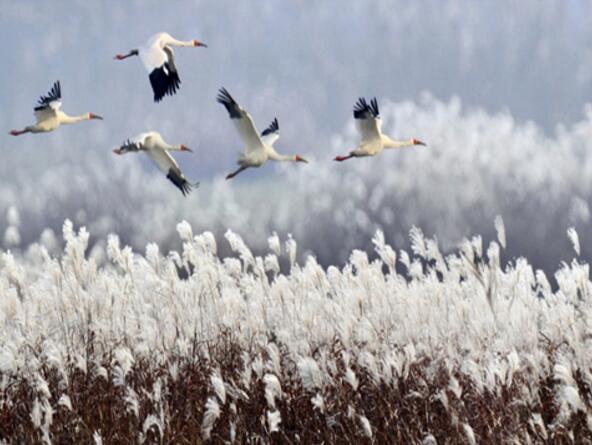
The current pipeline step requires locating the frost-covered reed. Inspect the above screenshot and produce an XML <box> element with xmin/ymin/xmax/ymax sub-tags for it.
<box><xmin>0</xmin><ymin>219</ymin><xmax>591</xmax><ymax>443</ymax></box>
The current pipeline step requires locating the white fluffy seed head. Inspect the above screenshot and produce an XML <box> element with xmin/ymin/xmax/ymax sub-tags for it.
<box><xmin>124</xmin><ymin>389</ymin><xmax>139</xmax><ymax>418</ymax></box>
<box><xmin>176</xmin><ymin>220</ymin><xmax>193</xmax><ymax>242</ymax></box>
<box><xmin>285</xmin><ymin>235</ymin><xmax>297</xmax><ymax>269</ymax></box>
<box><xmin>448</xmin><ymin>376</ymin><xmax>462</xmax><ymax>399</ymax></box>
<box><xmin>201</xmin><ymin>397</ymin><xmax>221</xmax><ymax>441</ymax></box>
<box><xmin>297</xmin><ymin>357</ymin><xmax>322</xmax><ymax>390</ymax></box>
<box><xmin>567</xmin><ymin>227</ymin><xmax>580</xmax><ymax>256</ymax></box>
<box><xmin>344</xmin><ymin>368</ymin><xmax>359</xmax><ymax>391</ymax></box>
<box><xmin>311</xmin><ymin>393</ymin><xmax>324</xmax><ymax>413</ymax></box>
<box><xmin>93</xmin><ymin>431</ymin><xmax>103</xmax><ymax>445</ymax></box>
<box><xmin>112</xmin><ymin>347</ymin><xmax>134</xmax><ymax>377</ymax></box>
<box><xmin>410</xmin><ymin>226</ymin><xmax>427</xmax><ymax>258</ymax></box>
<box><xmin>494</xmin><ymin>215</ymin><xmax>506</xmax><ymax>249</ymax></box>
<box><xmin>264</xmin><ymin>374</ymin><xmax>282</xmax><ymax>408</ymax></box>
<box><xmin>268</xmin><ymin>232</ymin><xmax>281</xmax><ymax>256</ymax></box>
<box><xmin>462</xmin><ymin>423</ymin><xmax>477</xmax><ymax>445</ymax></box>
<box><xmin>267</xmin><ymin>410</ymin><xmax>282</xmax><ymax>433</ymax></box>
<box><xmin>211</xmin><ymin>371</ymin><xmax>227</xmax><ymax>405</ymax></box>
<box><xmin>58</xmin><ymin>394</ymin><xmax>72</xmax><ymax>411</ymax></box>
<box><xmin>30</xmin><ymin>398</ymin><xmax>42</xmax><ymax>428</ymax></box>
<box><xmin>359</xmin><ymin>415</ymin><xmax>372</xmax><ymax>439</ymax></box>
<box><xmin>0</xmin><ymin>348</ymin><xmax>16</xmax><ymax>374</ymax></box>
<box><xmin>142</xmin><ymin>414</ymin><xmax>164</xmax><ymax>440</ymax></box>
<box><xmin>372</xmin><ymin>229</ymin><xmax>397</xmax><ymax>272</ymax></box>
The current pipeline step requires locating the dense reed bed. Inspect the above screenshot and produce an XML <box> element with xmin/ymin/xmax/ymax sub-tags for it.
<box><xmin>1</xmin><ymin>220</ymin><xmax>591</xmax><ymax>443</ymax></box>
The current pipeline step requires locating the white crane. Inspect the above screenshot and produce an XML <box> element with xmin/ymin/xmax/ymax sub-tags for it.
<box><xmin>114</xmin><ymin>32</ymin><xmax>207</xmax><ymax>102</ymax></box>
<box><xmin>334</xmin><ymin>97</ymin><xmax>426</xmax><ymax>162</ymax></box>
<box><xmin>9</xmin><ymin>81</ymin><xmax>103</xmax><ymax>136</ymax></box>
<box><xmin>112</xmin><ymin>131</ymin><xmax>197</xmax><ymax>196</ymax></box>
<box><xmin>217</xmin><ymin>88</ymin><xmax>308</xmax><ymax>180</ymax></box>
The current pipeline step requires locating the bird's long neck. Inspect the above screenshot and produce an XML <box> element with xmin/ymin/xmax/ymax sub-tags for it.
<box><xmin>60</xmin><ymin>113</ymin><xmax>90</xmax><ymax>125</ymax></box>
<box><xmin>164</xmin><ymin>37</ymin><xmax>195</xmax><ymax>47</ymax></box>
<box><xmin>268</xmin><ymin>150</ymin><xmax>295</xmax><ymax>162</ymax></box>
<box><xmin>382</xmin><ymin>135</ymin><xmax>415</xmax><ymax>149</ymax></box>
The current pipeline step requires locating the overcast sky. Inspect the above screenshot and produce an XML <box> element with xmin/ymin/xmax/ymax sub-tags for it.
<box><xmin>2</xmin><ymin>1</ymin><xmax>592</xmax><ymax>174</ymax></box>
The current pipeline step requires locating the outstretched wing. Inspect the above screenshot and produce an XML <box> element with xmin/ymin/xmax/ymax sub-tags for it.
<box><xmin>146</xmin><ymin>146</ymin><xmax>193</xmax><ymax>196</ymax></box>
<box><xmin>145</xmin><ymin>44</ymin><xmax>181</xmax><ymax>102</ymax></box>
<box><xmin>260</xmin><ymin>118</ymin><xmax>280</xmax><ymax>146</ymax></box>
<box><xmin>118</xmin><ymin>138</ymin><xmax>144</xmax><ymax>153</ymax></box>
<box><xmin>34</xmin><ymin>81</ymin><xmax>62</xmax><ymax>122</ymax></box>
<box><xmin>353</xmin><ymin>97</ymin><xmax>381</xmax><ymax>143</ymax></box>
<box><xmin>217</xmin><ymin>87</ymin><xmax>265</xmax><ymax>154</ymax></box>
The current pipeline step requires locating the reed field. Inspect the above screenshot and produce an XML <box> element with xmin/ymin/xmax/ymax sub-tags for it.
<box><xmin>1</xmin><ymin>219</ymin><xmax>591</xmax><ymax>443</ymax></box>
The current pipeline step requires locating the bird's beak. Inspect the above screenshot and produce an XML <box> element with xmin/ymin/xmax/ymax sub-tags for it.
<box><xmin>295</xmin><ymin>155</ymin><xmax>308</xmax><ymax>163</ymax></box>
<box><xmin>90</xmin><ymin>113</ymin><xmax>104</xmax><ymax>120</ymax></box>
<box><xmin>180</xmin><ymin>144</ymin><xmax>193</xmax><ymax>152</ymax></box>
<box><xmin>112</xmin><ymin>148</ymin><xmax>122</xmax><ymax>155</ymax></box>
<box><xmin>413</xmin><ymin>139</ymin><xmax>427</xmax><ymax>146</ymax></box>
<box><xmin>194</xmin><ymin>40</ymin><xmax>208</xmax><ymax>48</ymax></box>
<box><xmin>114</xmin><ymin>54</ymin><xmax>125</xmax><ymax>60</ymax></box>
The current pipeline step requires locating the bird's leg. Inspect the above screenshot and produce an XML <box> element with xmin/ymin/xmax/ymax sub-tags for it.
<box><xmin>9</xmin><ymin>129</ymin><xmax>30</xmax><ymax>136</ymax></box>
<box><xmin>114</xmin><ymin>49</ymin><xmax>139</xmax><ymax>60</ymax></box>
<box><xmin>334</xmin><ymin>154</ymin><xmax>354</xmax><ymax>162</ymax></box>
<box><xmin>226</xmin><ymin>166</ymin><xmax>248</xmax><ymax>180</ymax></box>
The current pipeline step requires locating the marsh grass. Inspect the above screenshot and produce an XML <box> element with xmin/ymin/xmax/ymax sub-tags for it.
<box><xmin>1</xmin><ymin>219</ymin><xmax>591</xmax><ymax>443</ymax></box>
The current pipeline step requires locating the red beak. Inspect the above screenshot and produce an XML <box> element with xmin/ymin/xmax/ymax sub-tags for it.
<box><xmin>412</xmin><ymin>138</ymin><xmax>427</xmax><ymax>146</ymax></box>
<box><xmin>180</xmin><ymin>144</ymin><xmax>193</xmax><ymax>152</ymax></box>
<box><xmin>193</xmin><ymin>40</ymin><xmax>208</xmax><ymax>48</ymax></box>
<box><xmin>89</xmin><ymin>113</ymin><xmax>104</xmax><ymax>120</ymax></box>
<box><xmin>295</xmin><ymin>155</ymin><xmax>308</xmax><ymax>163</ymax></box>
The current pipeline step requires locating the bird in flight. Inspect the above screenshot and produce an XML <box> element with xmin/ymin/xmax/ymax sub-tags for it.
<box><xmin>217</xmin><ymin>87</ymin><xmax>308</xmax><ymax>180</ymax></box>
<box><xmin>112</xmin><ymin>131</ymin><xmax>197</xmax><ymax>196</ymax></box>
<box><xmin>114</xmin><ymin>32</ymin><xmax>207</xmax><ymax>102</ymax></box>
<box><xmin>9</xmin><ymin>81</ymin><xmax>103</xmax><ymax>136</ymax></box>
<box><xmin>334</xmin><ymin>97</ymin><xmax>426</xmax><ymax>162</ymax></box>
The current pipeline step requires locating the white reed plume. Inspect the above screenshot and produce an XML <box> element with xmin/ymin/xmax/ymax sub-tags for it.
<box><xmin>264</xmin><ymin>374</ymin><xmax>282</xmax><ymax>409</ymax></box>
<box><xmin>567</xmin><ymin>227</ymin><xmax>580</xmax><ymax>256</ymax></box>
<box><xmin>211</xmin><ymin>370</ymin><xmax>227</xmax><ymax>405</ymax></box>
<box><xmin>267</xmin><ymin>410</ymin><xmax>282</xmax><ymax>433</ymax></box>
<box><xmin>297</xmin><ymin>357</ymin><xmax>322</xmax><ymax>390</ymax></box>
<box><xmin>494</xmin><ymin>215</ymin><xmax>506</xmax><ymax>250</ymax></box>
<box><xmin>202</xmin><ymin>397</ymin><xmax>221</xmax><ymax>441</ymax></box>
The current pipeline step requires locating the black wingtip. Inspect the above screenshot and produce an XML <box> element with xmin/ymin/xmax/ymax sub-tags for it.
<box><xmin>216</xmin><ymin>87</ymin><xmax>242</xmax><ymax>118</ymax></box>
<box><xmin>36</xmin><ymin>80</ymin><xmax>62</xmax><ymax>108</ymax></box>
<box><xmin>167</xmin><ymin>169</ymin><xmax>192</xmax><ymax>196</ymax></box>
<box><xmin>353</xmin><ymin>97</ymin><xmax>369</xmax><ymax>118</ymax></box>
<box><xmin>116</xmin><ymin>139</ymin><xmax>141</xmax><ymax>153</ymax></box>
<box><xmin>369</xmin><ymin>97</ymin><xmax>379</xmax><ymax>117</ymax></box>
<box><xmin>149</xmin><ymin>66</ymin><xmax>181</xmax><ymax>103</ymax></box>
<box><xmin>216</xmin><ymin>87</ymin><xmax>233</xmax><ymax>104</ymax></box>
<box><xmin>353</xmin><ymin>96</ymin><xmax>380</xmax><ymax>119</ymax></box>
<box><xmin>261</xmin><ymin>117</ymin><xmax>279</xmax><ymax>136</ymax></box>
